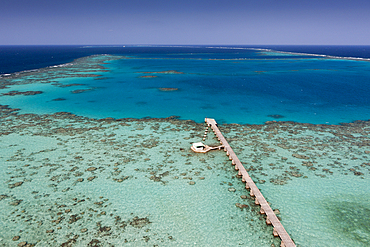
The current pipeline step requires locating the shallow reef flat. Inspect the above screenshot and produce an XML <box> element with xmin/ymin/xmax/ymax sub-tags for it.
<box><xmin>0</xmin><ymin>55</ymin><xmax>121</xmax><ymax>91</ymax></box>
<box><xmin>1</xmin><ymin>106</ymin><xmax>370</xmax><ymax>246</ymax></box>
<box><xmin>0</xmin><ymin>106</ymin><xmax>280</xmax><ymax>247</ymax></box>
<box><xmin>219</xmin><ymin>120</ymin><xmax>370</xmax><ymax>246</ymax></box>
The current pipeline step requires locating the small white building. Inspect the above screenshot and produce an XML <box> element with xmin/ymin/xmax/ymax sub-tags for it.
<box><xmin>191</xmin><ymin>142</ymin><xmax>206</xmax><ymax>152</ymax></box>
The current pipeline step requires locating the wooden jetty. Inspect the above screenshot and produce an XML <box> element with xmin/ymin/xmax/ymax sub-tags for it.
<box><xmin>204</xmin><ymin>118</ymin><xmax>296</xmax><ymax>247</ymax></box>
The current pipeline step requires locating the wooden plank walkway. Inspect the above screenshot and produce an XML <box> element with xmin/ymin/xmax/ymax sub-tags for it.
<box><xmin>205</xmin><ymin>118</ymin><xmax>296</xmax><ymax>247</ymax></box>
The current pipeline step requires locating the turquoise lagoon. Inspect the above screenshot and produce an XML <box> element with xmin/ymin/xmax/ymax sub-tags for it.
<box><xmin>1</xmin><ymin>47</ymin><xmax>370</xmax><ymax>246</ymax></box>
<box><xmin>1</xmin><ymin>47</ymin><xmax>370</xmax><ymax>124</ymax></box>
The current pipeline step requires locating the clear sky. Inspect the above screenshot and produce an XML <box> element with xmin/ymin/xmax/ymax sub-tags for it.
<box><xmin>1</xmin><ymin>0</ymin><xmax>369</xmax><ymax>45</ymax></box>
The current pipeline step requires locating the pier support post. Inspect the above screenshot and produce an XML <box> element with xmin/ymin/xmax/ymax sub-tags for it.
<box><xmin>245</xmin><ymin>183</ymin><xmax>250</xmax><ymax>189</ymax></box>
<box><xmin>273</xmin><ymin>228</ymin><xmax>279</xmax><ymax>237</ymax></box>
<box><xmin>255</xmin><ymin>198</ymin><xmax>259</xmax><ymax>205</ymax></box>
<box><xmin>260</xmin><ymin>207</ymin><xmax>265</xmax><ymax>214</ymax></box>
<box><xmin>266</xmin><ymin>217</ymin><xmax>272</xmax><ymax>225</ymax></box>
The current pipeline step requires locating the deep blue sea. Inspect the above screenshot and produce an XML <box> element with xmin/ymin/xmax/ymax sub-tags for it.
<box><xmin>1</xmin><ymin>45</ymin><xmax>370</xmax><ymax>124</ymax></box>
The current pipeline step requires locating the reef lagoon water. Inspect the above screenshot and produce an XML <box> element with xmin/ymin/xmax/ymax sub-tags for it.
<box><xmin>1</xmin><ymin>46</ymin><xmax>370</xmax><ymax>246</ymax></box>
<box><xmin>1</xmin><ymin>46</ymin><xmax>370</xmax><ymax>125</ymax></box>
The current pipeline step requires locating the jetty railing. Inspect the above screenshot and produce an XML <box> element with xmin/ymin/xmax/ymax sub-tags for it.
<box><xmin>205</xmin><ymin>118</ymin><xmax>296</xmax><ymax>247</ymax></box>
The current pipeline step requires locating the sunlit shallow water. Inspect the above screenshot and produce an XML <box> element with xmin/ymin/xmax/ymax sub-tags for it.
<box><xmin>0</xmin><ymin>113</ymin><xmax>282</xmax><ymax>246</ymax></box>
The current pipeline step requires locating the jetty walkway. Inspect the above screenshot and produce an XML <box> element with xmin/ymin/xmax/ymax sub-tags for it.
<box><xmin>204</xmin><ymin>118</ymin><xmax>296</xmax><ymax>247</ymax></box>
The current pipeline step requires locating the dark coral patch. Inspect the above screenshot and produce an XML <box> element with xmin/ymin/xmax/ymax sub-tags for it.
<box><xmin>140</xmin><ymin>70</ymin><xmax>184</xmax><ymax>74</ymax></box>
<box><xmin>139</xmin><ymin>75</ymin><xmax>158</xmax><ymax>78</ymax></box>
<box><xmin>71</xmin><ymin>88</ymin><xmax>94</xmax><ymax>94</ymax></box>
<box><xmin>2</xmin><ymin>91</ymin><xmax>43</xmax><ymax>96</ymax></box>
<box><xmin>129</xmin><ymin>216</ymin><xmax>151</xmax><ymax>228</ymax></box>
<box><xmin>158</xmin><ymin>88</ymin><xmax>178</xmax><ymax>92</ymax></box>
<box><xmin>268</xmin><ymin>114</ymin><xmax>285</xmax><ymax>119</ymax></box>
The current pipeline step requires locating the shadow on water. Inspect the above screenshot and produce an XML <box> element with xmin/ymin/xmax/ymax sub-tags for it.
<box><xmin>323</xmin><ymin>200</ymin><xmax>370</xmax><ymax>245</ymax></box>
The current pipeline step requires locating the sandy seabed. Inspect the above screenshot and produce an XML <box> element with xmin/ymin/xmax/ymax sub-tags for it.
<box><xmin>1</xmin><ymin>106</ymin><xmax>282</xmax><ymax>246</ymax></box>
